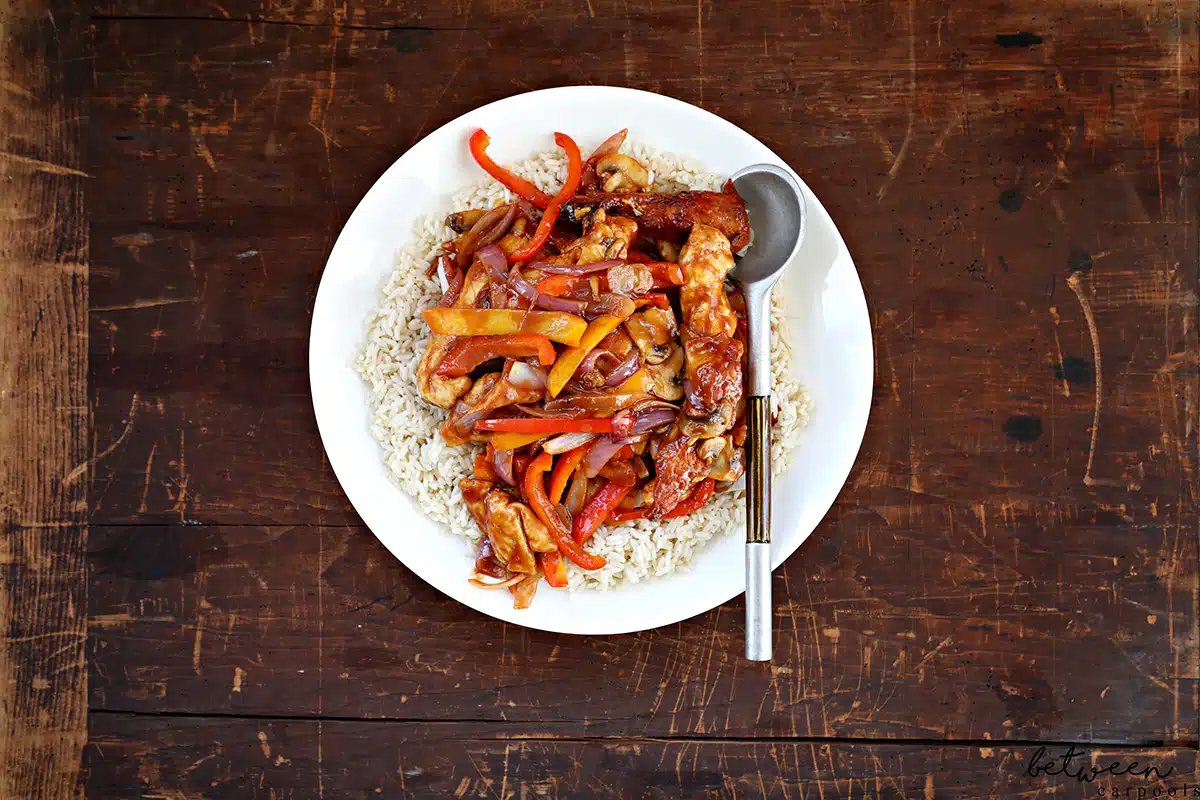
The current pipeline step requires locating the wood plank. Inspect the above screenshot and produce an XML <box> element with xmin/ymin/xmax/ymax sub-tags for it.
<box><xmin>91</xmin><ymin>0</ymin><xmax>1200</xmax><ymax>73</ymax></box>
<box><xmin>0</xmin><ymin>2</ymin><xmax>89</xmax><ymax>798</ymax></box>
<box><xmin>87</xmin><ymin>714</ymin><xmax>1200</xmax><ymax>799</ymax></box>
<box><xmin>88</xmin><ymin>517</ymin><xmax>1198</xmax><ymax>742</ymax></box>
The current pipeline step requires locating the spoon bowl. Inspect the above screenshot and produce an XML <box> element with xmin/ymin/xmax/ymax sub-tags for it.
<box><xmin>731</xmin><ymin>163</ymin><xmax>807</xmax><ymax>287</ymax></box>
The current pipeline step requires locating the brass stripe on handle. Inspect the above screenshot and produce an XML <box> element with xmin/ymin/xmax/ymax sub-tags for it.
<box><xmin>746</xmin><ymin>395</ymin><xmax>771</xmax><ymax>544</ymax></box>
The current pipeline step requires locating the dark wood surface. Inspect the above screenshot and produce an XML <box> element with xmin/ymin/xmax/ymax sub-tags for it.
<box><xmin>0</xmin><ymin>0</ymin><xmax>1192</xmax><ymax>796</ymax></box>
<box><xmin>0</xmin><ymin>2</ymin><xmax>89</xmax><ymax>798</ymax></box>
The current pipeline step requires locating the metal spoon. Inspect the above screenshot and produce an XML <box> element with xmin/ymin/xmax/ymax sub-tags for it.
<box><xmin>729</xmin><ymin>163</ymin><xmax>807</xmax><ymax>662</ymax></box>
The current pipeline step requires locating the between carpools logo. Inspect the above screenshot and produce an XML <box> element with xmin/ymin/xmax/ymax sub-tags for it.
<box><xmin>1025</xmin><ymin>746</ymin><xmax>1181</xmax><ymax>797</ymax></box>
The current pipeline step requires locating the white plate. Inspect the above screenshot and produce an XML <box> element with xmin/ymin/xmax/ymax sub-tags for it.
<box><xmin>310</xmin><ymin>86</ymin><xmax>872</xmax><ymax>634</ymax></box>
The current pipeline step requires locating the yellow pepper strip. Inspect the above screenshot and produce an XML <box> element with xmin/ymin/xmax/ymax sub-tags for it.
<box><xmin>490</xmin><ymin>432</ymin><xmax>545</xmax><ymax>451</ymax></box>
<box><xmin>546</xmin><ymin>315</ymin><xmax>623</xmax><ymax>398</ymax></box>
<box><xmin>422</xmin><ymin>308</ymin><xmax>586</xmax><ymax>347</ymax></box>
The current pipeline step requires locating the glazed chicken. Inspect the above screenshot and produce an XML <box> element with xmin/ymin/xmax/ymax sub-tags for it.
<box><xmin>418</xmin><ymin>127</ymin><xmax>752</xmax><ymax>608</ymax></box>
<box><xmin>560</xmin><ymin>187</ymin><xmax>752</xmax><ymax>251</ymax></box>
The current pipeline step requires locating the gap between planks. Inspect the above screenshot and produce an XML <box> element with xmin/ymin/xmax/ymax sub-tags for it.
<box><xmin>87</xmin><ymin>709</ymin><xmax>1192</xmax><ymax>749</ymax></box>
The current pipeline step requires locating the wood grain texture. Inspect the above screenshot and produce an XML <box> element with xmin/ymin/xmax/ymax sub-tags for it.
<box><xmin>90</xmin><ymin>518</ymin><xmax>1196</xmax><ymax>743</ymax></box>
<box><xmin>83</xmin><ymin>0</ymin><xmax>1200</xmax><ymax>781</ymax></box>
<box><xmin>87</xmin><ymin>714</ymin><xmax>1200</xmax><ymax>799</ymax></box>
<box><xmin>0</xmin><ymin>2</ymin><xmax>88</xmax><ymax>797</ymax></box>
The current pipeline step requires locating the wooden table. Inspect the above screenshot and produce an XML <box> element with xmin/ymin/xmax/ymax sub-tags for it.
<box><xmin>2</xmin><ymin>0</ymin><xmax>1196</xmax><ymax>796</ymax></box>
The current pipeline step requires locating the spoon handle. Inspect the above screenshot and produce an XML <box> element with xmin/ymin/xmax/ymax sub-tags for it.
<box><xmin>743</xmin><ymin>285</ymin><xmax>773</xmax><ymax>661</ymax></box>
<box><xmin>745</xmin><ymin>394</ymin><xmax>772</xmax><ymax>661</ymax></box>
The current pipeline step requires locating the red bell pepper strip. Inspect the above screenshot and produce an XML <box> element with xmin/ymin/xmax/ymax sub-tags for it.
<box><xmin>468</xmin><ymin>129</ymin><xmax>554</xmax><ymax>208</ymax></box>
<box><xmin>475</xmin><ymin>417</ymin><xmax>615</xmax><ymax>435</ymax></box>
<box><xmin>609</xmin><ymin>478</ymin><xmax>716</xmax><ymax>522</ymax></box>
<box><xmin>540</xmin><ymin>551</ymin><xmax>568</xmax><ymax>588</ymax></box>
<box><xmin>644</xmin><ymin>262</ymin><xmax>685</xmax><ymax>287</ymax></box>
<box><xmin>625</xmin><ymin>249</ymin><xmax>653</xmax><ymax>263</ymax></box>
<box><xmin>510</xmin><ymin>133</ymin><xmax>583</xmax><ymax>263</ymax></box>
<box><xmin>573</xmin><ymin>480</ymin><xmax>633</xmax><ymax>544</ymax></box>
<box><xmin>524</xmin><ymin>451</ymin><xmax>605</xmax><ymax>570</ymax></box>
<box><xmin>548</xmin><ymin>444</ymin><xmax>588</xmax><ymax>504</ymax></box>
<box><xmin>436</xmin><ymin>334</ymin><xmax>557</xmax><ymax>376</ymax></box>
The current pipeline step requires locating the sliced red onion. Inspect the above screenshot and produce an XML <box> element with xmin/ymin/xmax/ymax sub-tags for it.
<box><xmin>457</xmin><ymin>205</ymin><xmax>516</xmax><ymax>268</ymax></box>
<box><xmin>492</xmin><ymin>447</ymin><xmax>515</xmax><ymax>486</ymax></box>
<box><xmin>543</xmin><ymin>431</ymin><xmax>597</xmax><ymax>455</ymax></box>
<box><xmin>603</xmin><ymin>351</ymin><xmax>641</xmax><ymax>388</ymax></box>
<box><xmin>582</xmin><ymin>436</ymin><xmax>625</xmax><ymax>478</ymax></box>
<box><xmin>530</xmin><ymin>258</ymin><xmax>624</xmax><ymax>275</ymax></box>
<box><xmin>511</xmin><ymin>404</ymin><xmax>580</xmax><ymax>419</ymax></box>
<box><xmin>507</xmin><ymin>269</ymin><xmax>590</xmax><ymax>315</ymax></box>
<box><xmin>506</xmin><ymin>267</ymin><xmax>540</xmax><ymax>303</ymax></box>
<box><xmin>583</xmin><ymin>294</ymin><xmax>635</xmax><ymax>320</ymax></box>
<box><xmin>507</xmin><ymin>361</ymin><xmax>547</xmax><ymax>392</ymax></box>
<box><xmin>612</xmin><ymin>401</ymin><xmax>678</xmax><ymax>438</ymax></box>
<box><xmin>564</xmin><ymin>473</ymin><xmax>588</xmax><ymax>515</ymax></box>
<box><xmin>478</xmin><ymin>204</ymin><xmax>518</xmax><ymax>247</ymax></box>
<box><xmin>578</xmin><ymin>348</ymin><xmax>620</xmax><ymax>377</ymax></box>
<box><xmin>476</xmin><ymin>243</ymin><xmax>510</xmax><ymax>285</ymax></box>
<box><xmin>450</xmin><ymin>404</ymin><xmax>489</xmax><ymax>438</ymax></box>
<box><xmin>611</xmin><ymin>433</ymin><xmax>649</xmax><ymax>446</ymax></box>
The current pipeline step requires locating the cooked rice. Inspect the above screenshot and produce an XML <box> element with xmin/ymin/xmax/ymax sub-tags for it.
<box><xmin>358</xmin><ymin>139</ymin><xmax>810</xmax><ymax>591</ymax></box>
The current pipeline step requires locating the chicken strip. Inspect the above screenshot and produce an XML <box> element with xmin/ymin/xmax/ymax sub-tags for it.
<box><xmin>547</xmin><ymin>209</ymin><xmax>638</xmax><ymax>266</ymax></box>
<box><xmin>560</xmin><ymin>188</ymin><xmax>750</xmax><ymax>251</ymax></box>
<box><xmin>417</xmin><ymin>261</ymin><xmax>490</xmax><ymax>408</ymax></box>
<box><xmin>678</xmin><ymin>222</ymin><xmax>738</xmax><ymax>338</ymax></box>
<box><xmin>678</xmin><ymin>224</ymin><xmax>744</xmax><ymax>433</ymax></box>
<box><xmin>460</xmin><ymin>478</ymin><xmax>554</xmax><ymax>576</ymax></box>
<box><xmin>440</xmin><ymin>364</ymin><xmax>545</xmax><ymax>446</ymax></box>
<box><xmin>650</xmin><ymin>224</ymin><xmax>745</xmax><ymax>514</ymax></box>
<box><xmin>649</xmin><ymin>424</ymin><xmax>721</xmax><ymax>518</ymax></box>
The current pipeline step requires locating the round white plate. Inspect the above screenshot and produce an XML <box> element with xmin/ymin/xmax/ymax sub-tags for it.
<box><xmin>310</xmin><ymin>86</ymin><xmax>872</xmax><ymax>634</ymax></box>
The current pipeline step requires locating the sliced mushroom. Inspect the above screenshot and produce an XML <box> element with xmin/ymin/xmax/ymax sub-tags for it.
<box><xmin>639</xmin><ymin>342</ymin><xmax>685</xmax><ymax>402</ymax></box>
<box><xmin>607</xmin><ymin>263</ymin><xmax>653</xmax><ymax>295</ymax></box>
<box><xmin>625</xmin><ymin>307</ymin><xmax>679</xmax><ymax>365</ymax></box>
<box><xmin>596</xmin><ymin>153</ymin><xmax>652</xmax><ymax>192</ymax></box>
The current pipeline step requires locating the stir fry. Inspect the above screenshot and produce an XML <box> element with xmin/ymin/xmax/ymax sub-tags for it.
<box><xmin>418</xmin><ymin>129</ymin><xmax>751</xmax><ymax>609</ymax></box>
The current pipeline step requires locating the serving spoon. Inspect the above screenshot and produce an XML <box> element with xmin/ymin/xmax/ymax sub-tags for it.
<box><xmin>729</xmin><ymin>163</ymin><xmax>807</xmax><ymax>662</ymax></box>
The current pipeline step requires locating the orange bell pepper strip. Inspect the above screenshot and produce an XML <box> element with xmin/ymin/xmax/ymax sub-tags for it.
<box><xmin>475</xmin><ymin>417</ymin><xmax>615</xmax><ymax>435</ymax></box>
<box><xmin>468</xmin><ymin>129</ymin><xmax>554</xmax><ymax>208</ymax></box>
<box><xmin>548</xmin><ymin>444</ymin><xmax>588</xmax><ymax>503</ymax></box>
<box><xmin>573</xmin><ymin>480</ymin><xmax>633</xmax><ymax>544</ymax></box>
<box><xmin>489</xmin><ymin>432</ymin><xmax>545</xmax><ymax>452</ymax></box>
<box><xmin>436</xmin><ymin>334</ymin><xmax>557</xmax><ymax>377</ymax></box>
<box><xmin>524</xmin><ymin>451</ymin><xmax>605</xmax><ymax>571</ymax></box>
<box><xmin>546</xmin><ymin>315</ymin><xmax>624</xmax><ymax>397</ymax></box>
<box><xmin>540</xmin><ymin>551</ymin><xmax>568</xmax><ymax>588</ymax></box>
<box><xmin>608</xmin><ymin>478</ymin><xmax>715</xmax><ymax>522</ymax></box>
<box><xmin>422</xmin><ymin>308</ymin><xmax>586</xmax><ymax>347</ymax></box>
<box><xmin>536</xmin><ymin>274</ymin><xmax>596</xmax><ymax>298</ymax></box>
<box><xmin>510</xmin><ymin>133</ymin><xmax>583</xmax><ymax>263</ymax></box>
